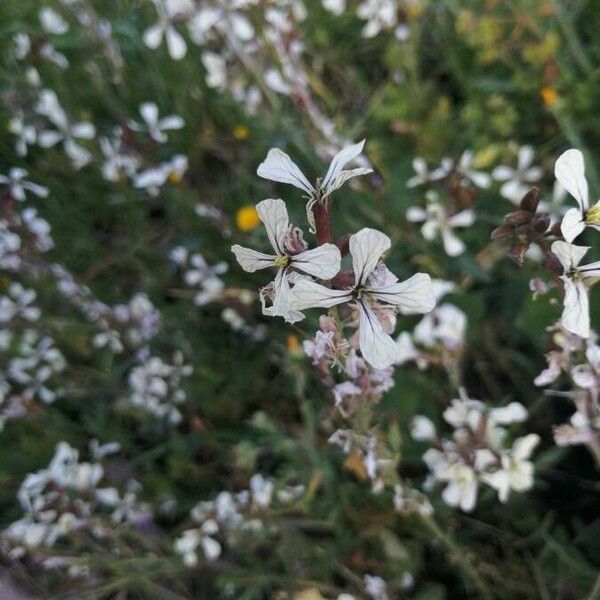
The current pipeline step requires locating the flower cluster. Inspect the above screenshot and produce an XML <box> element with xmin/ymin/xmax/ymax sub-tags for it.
<box><xmin>3</xmin><ymin>441</ymin><xmax>150</xmax><ymax>565</ymax></box>
<box><xmin>126</xmin><ymin>352</ymin><xmax>192</xmax><ymax>424</ymax></box>
<box><xmin>233</xmin><ymin>141</ymin><xmax>435</xmax><ymax>370</ymax></box>
<box><xmin>413</xmin><ymin>394</ymin><xmax>539</xmax><ymax>511</ymax></box>
<box><xmin>174</xmin><ymin>473</ymin><xmax>304</xmax><ymax>566</ymax></box>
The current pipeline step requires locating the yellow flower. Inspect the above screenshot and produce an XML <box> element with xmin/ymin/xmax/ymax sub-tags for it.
<box><xmin>236</xmin><ymin>205</ymin><xmax>260</xmax><ymax>231</ymax></box>
<box><xmin>541</xmin><ymin>86</ymin><xmax>558</xmax><ymax>106</ymax></box>
<box><xmin>233</xmin><ymin>124</ymin><xmax>249</xmax><ymax>140</ymax></box>
<box><xmin>287</xmin><ymin>334</ymin><xmax>300</xmax><ymax>353</ymax></box>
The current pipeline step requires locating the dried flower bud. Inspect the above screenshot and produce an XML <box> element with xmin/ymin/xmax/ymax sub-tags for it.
<box><xmin>532</xmin><ymin>214</ymin><xmax>550</xmax><ymax>232</ymax></box>
<box><xmin>491</xmin><ymin>223</ymin><xmax>514</xmax><ymax>240</ymax></box>
<box><xmin>335</xmin><ymin>233</ymin><xmax>351</xmax><ymax>256</ymax></box>
<box><xmin>548</xmin><ymin>221</ymin><xmax>562</xmax><ymax>237</ymax></box>
<box><xmin>519</xmin><ymin>187</ymin><xmax>540</xmax><ymax>213</ymax></box>
<box><xmin>545</xmin><ymin>253</ymin><xmax>563</xmax><ymax>276</ymax></box>
<box><xmin>505</xmin><ymin>210</ymin><xmax>532</xmax><ymax>226</ymax></box>
<box><xmin>508</xmin><ymin>241</ymin><xmax>529</xmax><ymax>266</ymax></box>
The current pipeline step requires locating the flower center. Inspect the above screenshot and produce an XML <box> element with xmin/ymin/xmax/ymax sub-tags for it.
<box><xmin>585</xmin><ymin>204</ymin><xmax>600</xmax><ymax>225</ymax></box>
<box><xmin>274</xmin><ymin>254</ymin><xmax>290</xmax><ymax>268</ymax></box>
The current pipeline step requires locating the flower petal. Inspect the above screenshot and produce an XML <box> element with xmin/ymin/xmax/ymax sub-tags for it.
<box><xmin>288</xmin><ymin>280</ymin><xmax>351</xmax><ymax>310</ymax></box>
<box><xmin>143</xmin><ymin>24</ymin><xmax>164</xmax><ymax>49</ymax></box>
<box><xmin>256</xmin><ymin>148</ymin><xmax>313</xmax><ymax>194</ymax></box>
<box><xmin>448</xmin><ymin>209</ymin><xmax>475</xmax><ymax>228</ymax></box>
<box><xmin>231</xmin><ymin>245</ymin><xmax>275</xmax><ymax>272</ymax></box>
<box><xmin>555</xmin><ymin>148</ymin><xmax>589</xmax><ymax>211</ymax></box>
<box><xmin>350</xmin><ymin>228</ymin><xmax>391</xmax><ymax>286</ymax></box>
<box><xmin>321</xmin><ymin>140</ymin><xmax>368</xmax><ymax>191</ymax></box>
<box><xmin>357</xmin><ymin>300</ymin><xmax>399</xmax><ymax>369</ymax></box>
<box><xmin>551</xmin><ymin>240</ymin><xmax>589</xmax><ymax>271</ymax></box>
<box><xmin>324</xmin><ymin>167</ymin><xmax>372</xmax><ymax>196</ymax></box>
<box><xmin>560</xmin><ymin>207</ymin><xmax>586</xmax><ymax>242</ymax></box>
<box><xmin>140</xmin><ymin>102</ymin><xmax>159</xmax><ymax>126</ymax></box>
<box><xmin>159</xmin><ymin>115</ymin><xmax>185</xmax><ymax>131</ymax></box>
<box><xmin>291</xmin><ymin>243</ymin><xmax>341</xmax><ymax>279</ymax></box>
<box><xmin>561</xmin><ymin>278</ymin><xmax>590</xmax><ymax>338</ymax></box>
<box><xmin>512</xmin><ymin>434</ymin><xmax>540</xmax><ymax>461</ymax></box>
<box><xmin>255</xmin><ymin>198</ymin><xmax>289</xmax><ymax>255</ymax></box>
<box><xmin>368</xmin><ymin>272</ymin><xmax>435</xmax><ymax>315</ymax></box>
<box><xmin>166</xmin><ymin>26</ymin><xmax>187</xmax><ymax>60</ymax></box>
<box><xmin>441</xmin><ymin>228</ymin><xmax>465</xmax><ymax>257</ymax></box>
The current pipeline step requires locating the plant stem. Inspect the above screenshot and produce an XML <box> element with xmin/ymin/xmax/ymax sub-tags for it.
<box><xmin>314</xmin><ymin>197</ymin><xmax>333</xmax><ymax>245</ymax></box>
<box><xmin>419</xmin><ymin>514</ymin><xmax>493</xmax><ymax>600</ymax></box>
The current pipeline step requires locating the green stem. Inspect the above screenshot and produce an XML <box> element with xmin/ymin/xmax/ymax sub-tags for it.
<box><xmin>419</xmin><ymin>514</ymin><xmax>493</xmax><ymax>600</ymax></box>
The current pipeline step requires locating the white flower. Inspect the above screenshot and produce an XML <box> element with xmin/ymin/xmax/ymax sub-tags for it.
<box><xmin>231</xmin><ymin>199</ymin><xmax>341</xmax><ymax>323</ymax></box>
<box><xmin>100</xmin><ymin>134</ymin><xmax>140</xmax><ymax>182</ymax></box>
<box><xmin>406</xmin><ymin>157</ymin><xmax>451</xmax><ymax>188</ymax></box>
<box><xmin>0</xmin><ymin>283</ymin><xmax>41</xmax><ymax>323</ymax></box>
<box><xmin>188</xmin><ymin>5</ymin><xmax>254</xmax><ymax>44</ymax></box>
<box><xmin>492</xmin><ymin>145</ymin><xmax>544</xmax><ymax>203</ymax></box>
<box><xmin>129</xmin><ymin>103</ymin><xmax>184</xmax><ymax>143</ymax></box>
<box><xmin>134</xmin><ymin>154</ymin><xmax>188</xmax><ymax>194</ymax></box>
<box><xmin>482</xmin><ymin>434</ymin><xmax>539</xmax><ymax>502</ymax></box>
<box><xmin>413</xmin><ymin>303</ymin><xmax>467</xmax><ymax>350</ymax></box>
<box><xmin>257</xmin><ymin>140</ymin><xmax>372</xmax><ymax>229</ymax></box>
<box><xmin>455</xmin><ymin>150</ymin><xmax>491</xmax><ymax>189</ymax></box>
<box><xmin>364</xmin><ymin>574</ymin><xmax>389</xmax><ymax>600</ymax></box>
<box><xmin>39</xmin><ymin>8</ymin><xmax>69</xmax><ymax>34</ymax></box>
<box><xmin>289</xmin><ymin>228</ymin><xmax>435</xmax><ymax>369</ymax></box>
<box><xmin>406</xmin><ymin>196</ymin><xmax>475</xmax><ymax>256</ymax></box>
<box><xmin>0</xmin><ymin>168</ymin><xmax>48</xmax><ymax>201</ymax></box>
<box><xmin>357</xmin><ymin>0</ymin><xmax>396</xmax><ymax>38</ymax></box>
<box><xmin>489</xmin><ymin>402</ymin><xmax>528</xmax><ymax>425</ymax></box>
<box><xmin>555</xmin><ymin>149</ymin><xmax>600</xmax><ymax>242</ymax></box>
<box><xmin>249</xmin><ymin>474</ymin><xmax>273</xmax><ymax>508</ymax></box>
<box><xmin>441</xmin><ymin>463</ymin><xmax>478</xmax><ymax>512</ymax></box>
<box><xmin>322</xmin><ymin>0</ymin><xmax>346</xmax><ymax>15</ymax></box>
<box><xmin>143</xmin><ymin>0</ymin><xmax>192</xmax><ymax>60</ymax></box>
<box><xmin>551</xmin><ymin>241</ymin><xmax>600</xmax><ymax>338</ymax></box>
<box><xmin>36</xmin><ymin>90</ymin><xmax>96</xmax><ymax>169</ymax></box>
<box><xmin>410</xmin><ymin>415</ymin><xmax>436</xmax><ymax>441</ymax></box>
<box><xmin>201</xmin><ymin>52</ymin><xmax>227</xmax><ymax>89</ymax></box>
<box><xmin>8</xmin><ymin>113</ymin><xmax>37</xmax><ymax>157</ymax></box>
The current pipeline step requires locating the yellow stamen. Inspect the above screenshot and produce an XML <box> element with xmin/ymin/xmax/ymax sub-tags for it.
<box><xmin>274</xmin><ymin>255</ymin><xmax>290</xmax><ymax>268</ymax></box>
<box><xmin>585</xmin><ymin>204</ymin><xmax>600</xmax><ymax>225</ymax></box>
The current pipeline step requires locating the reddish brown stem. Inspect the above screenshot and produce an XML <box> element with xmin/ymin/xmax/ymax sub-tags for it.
<box><xmin>313</xmin><ymin>198</ymin><xmax>332</xmax><ymax>245</ymax></box>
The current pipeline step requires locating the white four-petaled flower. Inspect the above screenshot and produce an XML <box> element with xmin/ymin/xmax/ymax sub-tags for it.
<box><xmin>555</xmin><ymin>148</ymin><xmax>600</xmax><ymax>242</ymax></box>
<box><xmin>551</xmin><ymin>240</ymin><xmax>600</xmax><ymax>338</ymax></box>
<box><xmin>492</xmin><ymin>145</ymin><xmax>544</xmax><ymax>204</ymax></box>
<box><xmin>289</xmin><ymin>228</ymin><xmax>435</xmax><ymax>369</ymax></box>
<box><xmin>36</xmin><ymin>90</ymin><xmax>96</xmax><ymax>169</ymax></box>
<box><xmin>257</xmin><ymin>140</ymin><xmax>372</xmax><ymax>229</ymax></box>
<box><xmin>482</xmin><ymin>434</ymin><xmax>539</xmax><ymax>503</ymax></box>
<box><xmin>406</xmin><ymin>195</ymin><xmax>475</xmax><ymax>256</ymax></box>
<box><xmin>128</xmin><ymin>102</ymin><xmax>184</xmax><ymax>143</ymax></box>
<box><xmin>0</xmin><ymin>168</ymin><xmax>48</xmax><ymax>201</ymax></box>
<box><xmin>143</xmin><ymin>0</ymin><xmax>193</xmax><ymax>60</ymax></box>
<box><xmin>231</xmin><ymin>199</ymin><xmax>342</xmax><ymax>323</ymax></box>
